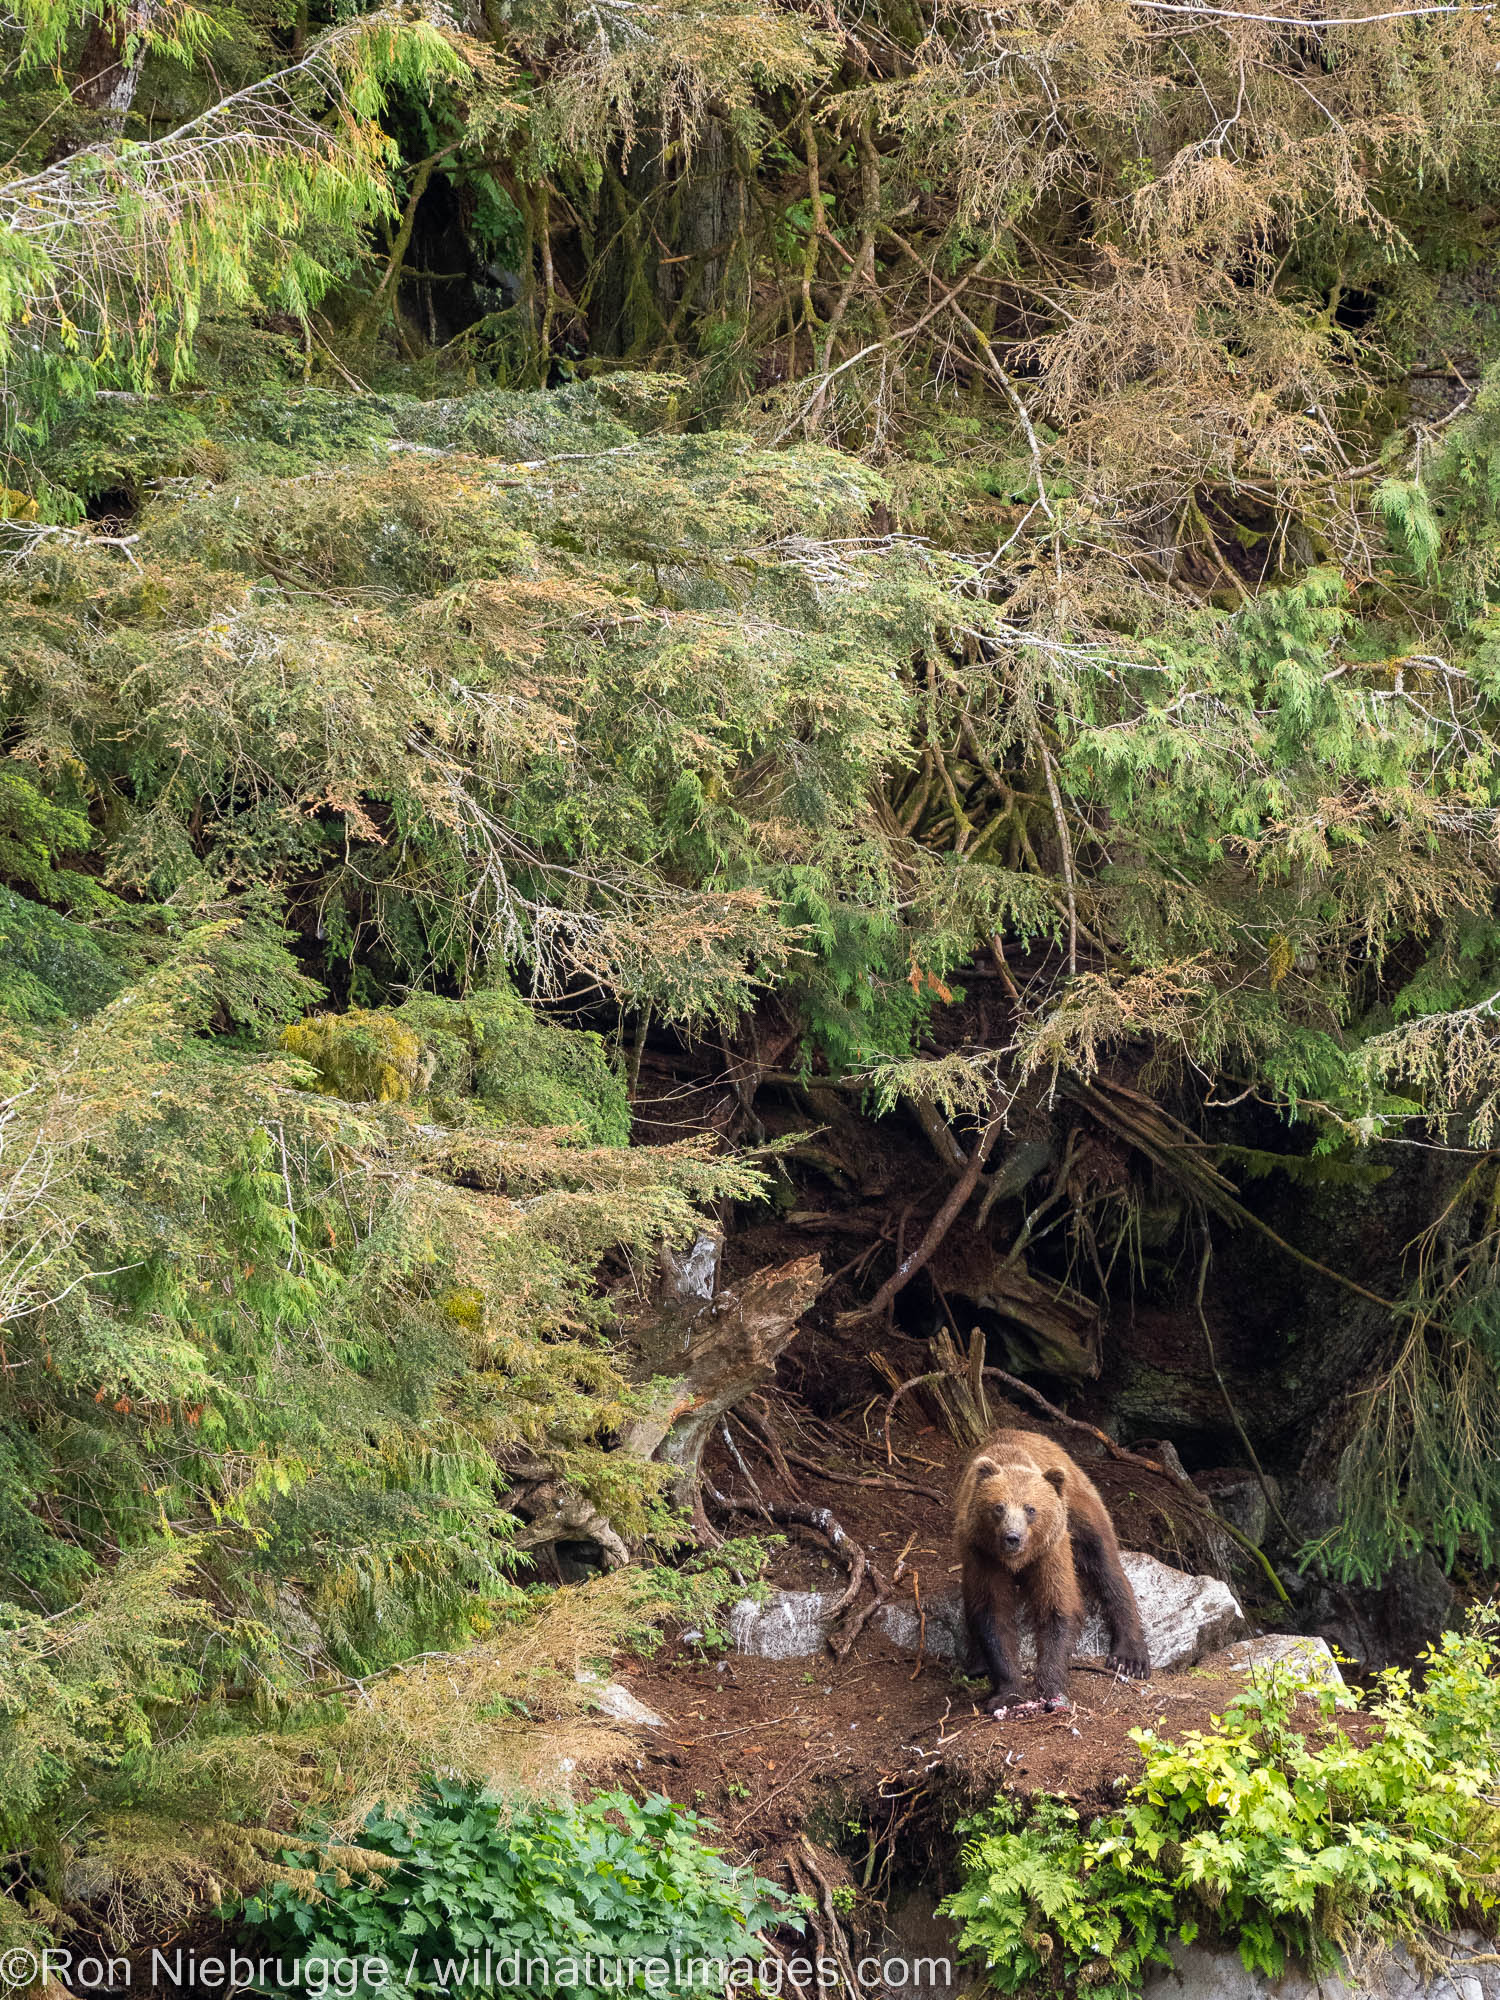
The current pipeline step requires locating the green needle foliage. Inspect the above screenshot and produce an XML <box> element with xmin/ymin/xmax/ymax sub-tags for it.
<box><xmin>16</xmin><ymin>0</ymin><xmax>1500</xmax><ymax>1960</ymax></box>
<box><xmin>13</xmin><ymin>368</ymin><xmax>1500</xmax><ymax>1602</ymax></box>
<box><xmin>0</xmin><ymin>914</ymin><xmax>761</xmax><ymax>1948</ymax></box>
<box><xmin>11</xmin><ymin>355</ymin><xmax>1500</xmax><ymax>1949</ymax></box>
<box><xmin>0</xmin><ymin>9</ymin><xmax>477</xmax><ymax>474</ymax></box>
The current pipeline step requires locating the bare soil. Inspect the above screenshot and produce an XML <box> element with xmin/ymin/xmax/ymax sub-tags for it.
<box><xmin>603</xmin><ymin>1392</ymin><xmax>1317</xmax><ymax>1861</ymax></box>
<box><xmin>624</xmin><ymin>1637</ymin><xmax>1248</xmax><ymax>1849</ymax></box>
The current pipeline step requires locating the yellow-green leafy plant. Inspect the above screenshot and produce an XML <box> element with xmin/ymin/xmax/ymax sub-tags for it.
<box><xmin>944</xmin><ymin>1613</ymin><xmax>1500</xmax><ymax>1999</ymax></box>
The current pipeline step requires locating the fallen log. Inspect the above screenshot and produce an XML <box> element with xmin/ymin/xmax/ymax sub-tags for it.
<box><xmin>508</xmin><ymin>1253</ymin><xmax>826</xmax><ymax>1563</ymax></box>
<box><xmin>621</xmin><ymin>1253</ymin><xmax>826</xmax><ymax>1493</ymax></box>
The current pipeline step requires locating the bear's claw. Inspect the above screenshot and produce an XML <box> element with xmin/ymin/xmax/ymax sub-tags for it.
<box><xmin>1108</xmin><ymin>1652</ymin><xmax>1152</xmax><ymax>1681</ymax></box>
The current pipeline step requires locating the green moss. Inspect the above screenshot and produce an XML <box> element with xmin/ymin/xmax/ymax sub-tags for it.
<box><xmin>280</xmin><ymin>986</ymin><xmax>628</xmax><ymax>1141</ymax></box>
<box><xmin>280</xmin><ymin>1008</ymin><xmax>428</xmax><ymax>1103</ymax></box>
<box><xmin>400</xmin><ymin>984</ymin><xmax>629</xmax><ymax>1145</ymax></box>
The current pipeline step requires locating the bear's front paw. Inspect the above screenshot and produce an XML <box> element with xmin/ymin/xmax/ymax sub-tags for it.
<box><xmin>1108</xmin><ymin>1650</ymin><xmax>1152</xmax><ymax>1681</ymax></box>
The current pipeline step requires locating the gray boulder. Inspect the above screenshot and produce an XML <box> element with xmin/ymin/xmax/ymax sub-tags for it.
<box><xmin>728</xmin><ymin>1589</ymin><xmax>841</xmax><ymax>1660</ymax></box>
<box><xmin>731</xmin><ymin>1551</ymin><xmax>1246</xmax><ymax>1669</ymax></box>
<box><xmin>1143</xmin><ymin>1933</ymin><xmax>1499</xmax><ymax>2000</ymax></box>
<box><xmin>574</xmin><ymin>1669</ymin><xmax>665</xmax><ymax>1727</ymax></box>
<box><xmin>1224</xmin><ymin>1634</ymin><xmax>1345</xmax><ymax>1687</ymax></box>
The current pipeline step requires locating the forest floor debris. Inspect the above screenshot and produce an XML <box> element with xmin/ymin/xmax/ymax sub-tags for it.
<box><xmin>589</xmin><ymin>1401</ymin><xmax>1361</xmax><ymax>1860</ymax></box>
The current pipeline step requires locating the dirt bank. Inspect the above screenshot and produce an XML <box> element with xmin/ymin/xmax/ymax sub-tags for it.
<box><xmin>599</xmin><ymin>1391</ymin><xmax>1331</xmax><ymax>1868</ymax></box>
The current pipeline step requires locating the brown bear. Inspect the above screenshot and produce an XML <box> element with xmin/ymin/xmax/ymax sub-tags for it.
<box><xmin>955</xmin><ymin>1427</ymin><xmax>1150</xmax><ymax>1716</ymax></box>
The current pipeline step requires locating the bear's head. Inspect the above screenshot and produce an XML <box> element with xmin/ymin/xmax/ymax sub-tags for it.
<box><xmin>964</xmin><ymin>1457</ymin><xmax>1067</xmax><ymax>1569</ymax></box>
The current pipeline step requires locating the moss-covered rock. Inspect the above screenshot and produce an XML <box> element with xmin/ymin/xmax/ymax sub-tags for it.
<box><xmin>281</xmin><ymin>1007</ymin><xmax>429</xmax><ymax>1102</ymax></box>
<box><xmin>281</xmin><ymin>984</ymin><xmax>628</xmax><ymax>1142</ymax></box>
<box><xmin>401</xmin><ymin>984</ymin><xmax>629</xmax><ymax>1144</ymax></box>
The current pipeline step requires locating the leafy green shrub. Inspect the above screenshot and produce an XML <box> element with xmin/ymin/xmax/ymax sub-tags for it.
<box><xmin>943</xmin><ymin>1613</ymin><xmax>1500</xmax><ymax>2000</ymax></box>
<box><xmin>241</xmin><ymin>1785</ymin><xmax>791</xmax><ymax>1998</ymax></box>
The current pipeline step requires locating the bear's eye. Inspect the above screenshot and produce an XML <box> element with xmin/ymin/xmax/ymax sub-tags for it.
<box><xmin>1024</xmin><ymin>1505</ymin><xmax>1036</xmax><ymax>1520</ymax></box>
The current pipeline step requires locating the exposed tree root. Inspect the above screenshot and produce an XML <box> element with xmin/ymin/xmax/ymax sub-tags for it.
<box><xmin>842</xmin><ymin>1095</ymin><xmax>1006</xmax><ymax>1325</ymax></box>
<box><xmin>625</xmin><ymin>1254</ymin><xmax>826</xmax><ymax>1490</ymax></box>
<box><xmin>508</xmin><ymin>1257</ymin><xmax>825</xmax><ymax>1566</ymax></box>
<box><xmin>733</xmin><ymin>1401</ymin><xmax>805</xmax><ymax>1496</ymax></box>
<box><xmin>790</xmin><ymin>1840</ymin><xmax>861</xmax><ymax>1995</ymax></box>
<box><xmin>735</xmin><ymin>1399</ymin><xmax>945</xmax><ymax>1502</ymax></box>
<box><xmin>879</xmin><ymin>1344</ymin><xmax>1169</xmax><ymax>1479</ymax></box>
<box><xmin>829</xmin><ymin>1577</ymin><xmax>889</xmax><ymax>1662</ymax></box>
<box><xmin>703</xmin><ymin>1478</ymin><xmax>885</xmax><ymax>1656</ymax></box>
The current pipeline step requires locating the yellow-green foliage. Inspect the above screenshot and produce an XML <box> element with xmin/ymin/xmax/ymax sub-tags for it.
<box><xmin>10</xmin><ymin>326</ymin><xmax>1500</xmax><ymax>1956</ymax></box>
<box><xmin>0</xmin><ymin>8</ymin><xmax>474</xmax><ymax>464</ymax></box>
<box><xmin>12</xmin><ymin>0</ymin><xmax>1500</xmax><ymax>1953</ymax></box>
<box><xmin>0</xmin><ymin>932</ymin><xmax>764</xmax><ymax>1950</ymax></box>
<box><xmin>945</xmin><ymin>1614</ymin><xmax>1500</xmax><ymax>1999</ymax></box>
<box><xmin>282</xmin><ymin>1008</ymin><xmax>429</xmax><ymax>1103</ymax></box>
<box><xmin>14</xmin><ymin>375</ymin><xmax>1500</xmax><ymax>1616</ymax></box>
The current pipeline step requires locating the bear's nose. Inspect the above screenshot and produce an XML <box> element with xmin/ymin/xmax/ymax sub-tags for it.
<box><xmin>1003</xmin><ymin>1530</ymin><xmax>1023</xmax><ymax>1550</ymax></box>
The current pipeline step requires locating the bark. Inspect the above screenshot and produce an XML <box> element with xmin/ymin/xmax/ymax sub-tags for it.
<box><xmin>622</xmin><ymin>1253</ymin><xmax>826</xmax><ymax>1489</ymax></box>
<box><xmin>913</xmin><ymin>1094</ymin><xmax>966</xmax><ymax>1170</ymax></box>
<box><xmin>509</xmin><ymin>1484</ymin><xmax>632</xmax><ymax>1571</ymax></box>
<box><xmin>500</xmin><ymin>1255</ymin><xmax>823</xmax><ymax>1566</ymax></box>
<box><xmin>673</xmin><ymin>117</ymin><xmax>745</xmax><ymax>321</ymax></box>
<box><xmin>353</xmin><ymin>148</ymin><xmax>456</xmax><ymax>348</ymax></box>
<box><xmin>75</xmin><ymin>0</ymin><xmax>158</xmax><ymax>119</ymax></box>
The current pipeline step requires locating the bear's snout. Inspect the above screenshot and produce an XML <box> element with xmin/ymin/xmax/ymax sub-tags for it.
<box><xmin>989</xmin><ymin>1502</ymin><xmax>1028</xmax><ymax>1555</ymax></box>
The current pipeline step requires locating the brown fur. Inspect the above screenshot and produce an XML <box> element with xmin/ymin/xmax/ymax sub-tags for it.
<box><xmin>955</xmin><ymin>1428</ymin><xmax>1150</xmax><ymax>1711</ymax></box>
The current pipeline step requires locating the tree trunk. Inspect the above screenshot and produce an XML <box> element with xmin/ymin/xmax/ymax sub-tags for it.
<box><xmin>502</xmin><ymin>1254</ymin><xmax>824</xmax><ymax>1565</ymax></box>
<box><xmin>622</xmin><ymin>1253</ymin><xmax>825</xmax><ymax>1490</ymax></box>
<box><xmin>75</xmin><ymin>0</ymin><xmax>158</xmax><ymax>120</ymax></box>
<box><xmin>671</xmin><ymin>117</ymin><xmax>745</xmax><ymax>323</ymax></box>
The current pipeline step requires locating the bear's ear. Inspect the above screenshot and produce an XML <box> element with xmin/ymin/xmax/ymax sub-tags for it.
<box><xmin>968</xmin><ymin>1456</ymin><xmax>1002</xmax><ymax>1483</ymax></box>
<box><xmin>1043</xmin><ymin>1465</ymin><xmax>1067</xmax><ymax>1494</ymax></box>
